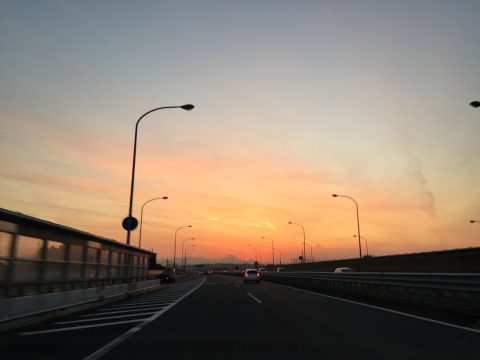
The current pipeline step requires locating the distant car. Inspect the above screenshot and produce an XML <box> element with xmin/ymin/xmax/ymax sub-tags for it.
<box><xmin>276</xmin><ymin>267</ymin><xmax>286</xmax><ymax>272</ymax></box>
<box><xmin>258</xmin><ymin>267</ymin><xmax>267</xmax><ymax>272</ymax></box>
<box><xmin>243</xmin><ymin>269</ymin><xmax>260</xmax><ymax>283</ymax></box>
<box><xmin>334</xmin><ymin>267</ymin><xmax>353</xmax><ymax>273</ymax></box>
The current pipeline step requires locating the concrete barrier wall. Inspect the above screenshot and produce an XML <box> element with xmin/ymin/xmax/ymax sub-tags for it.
<box><xmin>275</xmin><ymin>247</ymin><xmax>480</xmax><ymax>273</ymax></box>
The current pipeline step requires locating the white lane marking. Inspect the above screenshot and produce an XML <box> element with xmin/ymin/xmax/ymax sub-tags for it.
<box><xmin>234</xmin><ymin>282</ymin><xmax>240</xmax><ymax>288</ymax></box>
<box><xmin>83</xmin><ymin>277</ymin><xmax>206</xmax><ymax>360</ymax></box>
<box><xmin>106</xmin><ymin>303</ymin><xmax>171</xmax><ymax>310</ymax></box>
<box><xmin>247</xmin><ymin>292</ymin><xmax>263</xmax><ymax>304</ymax></box>
<box><xmin>55</xmin><ymin>312</ymin><xmax>158</xmax><ymax>325</ymax></box>
<box><xmin>114</xmin><ymin>299</ymin><xmax>172</xmax><ymax>305</ymax></box>
<box><xmin>272</xmin><ymin>282</ymin><xmax>480</xmax><ymax>335</ymax></box>
<box><xmin>85</xmin><ymin>307</ymin><xmax>165</xmax><ymax>317</ymax></box>
<box><xmin>20</xmin><ymin>319</ymin><xmax>148</xmax><ymax>336</ymax></box>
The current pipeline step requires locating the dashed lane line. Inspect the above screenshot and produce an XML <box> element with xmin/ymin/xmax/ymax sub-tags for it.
<box><xmin>247</xmin><ymin>292</ymin><xmax>263</xmax><ymax>304</ymax></box>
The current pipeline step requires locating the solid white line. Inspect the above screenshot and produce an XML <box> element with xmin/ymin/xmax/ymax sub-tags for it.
<box><xmin>247</xmin><ymin>292</ymin><xmax>263</xmax><ymax>304</ymax></box>
<box><xmin>20</xmin><ymin>319</ymin><xmax>148</xmax><ymax>336</ymax></box>
<box><xmin>55</xmin><ymin>312</ymin><xmax>158</xmax><ymax>325</ymax></box>
<box><xmin>84</xmin><ymin>307</ymin><xmax>165</xmax><ymax>317</ymax></box>
<box><xmin>271</xmin><ymin>282</ymin><xmax>480</xmax><ymax>334</ymax></box>
<box><xmin>83</xmin><ymin>277</ymin><xmax>206</xmax><ymax>360</ymax></box>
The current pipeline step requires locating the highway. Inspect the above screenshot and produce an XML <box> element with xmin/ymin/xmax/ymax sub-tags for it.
<box><xmin>1</xmin><ymin>274</ymin><xmax>479</xmax><ymax>359</ymax></box>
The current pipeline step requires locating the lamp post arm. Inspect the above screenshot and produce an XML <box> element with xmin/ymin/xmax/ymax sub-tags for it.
<box><xmin>126</xmin><ymin>105</ymin><xmax>184</xmax><ymax>245</ymax></box>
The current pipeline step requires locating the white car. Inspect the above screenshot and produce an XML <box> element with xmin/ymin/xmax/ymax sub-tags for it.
<box><xmin>243</xmin><ymin>269</ymin><xmax>261</xmax><ymax>283</ymax></box>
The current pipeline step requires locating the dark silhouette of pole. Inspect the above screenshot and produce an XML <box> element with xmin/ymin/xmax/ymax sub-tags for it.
<box><xmin>181</xmin><ymin>237</ymin><xmax>195</xmax><ymax>270</ymax></box>
<box><xmin>138</xmin><ymin>196</ymin><xmax>168</xmax><ymax>248</ymax></box>
<box><xmin>470</xmin><ymin>220</ymin><xmax>479</xmax><ymax>223</ymax></box>
<box><xmin>353</xmin><ymin>235</ymin><xmax>369</xmax><ymax>256</ymax></box>
<box><xmin>333</xmin><ymin>194</ymin><xmax>362</xmax><ymax>258</ymax></box>
<box><xmin>174</xmin><ymin>225</ymin><xmax>192</xmax><ymax>268</ymax></box>
<box><xmin>288</xmin><ymin>221</ymin><xmax>306</xmax><ymax>264</ymax></box>
<box><xmin>125</xmin><ymin>104</ymin><xmax>194</xmax><ymax>245</ymax></box>
<box><xmin>470</xmin><ymin>101</ymin><xmax>480</xmax><ymax>108</ymax></box>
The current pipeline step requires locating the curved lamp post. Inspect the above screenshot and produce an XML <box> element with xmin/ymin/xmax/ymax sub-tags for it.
<box><xmin>288</xmin><ymin>221</ymin><xmax>306</xmax><ymax>263</ymax></box>
<box><xmin>138</xmin><ymin>196</ymin><xmax>168</xmax><ymax>248</ymax></box>
<box><xmin>181</xmin><ymin>237</ymin><xmax>195</xmax><ymax>270</ymax></box>
<box><xmin>353</xmin><ymin>235</ymin><xmax>369</xmax><ymax>257</ymax></box>
<box><xmin>124</xmin><ymin>104</ymin><xmax>194</xmax><ymax>245</ymax></box>
<box><xmin>332</xmin><ymin>194</ymin><xmax>362</xmax><ymax>259</ymax></box>
<box><xmin>174</xmin><ymin>225</ymin><xmax>192</xmax><ymax>268</ymax></box>
<box><xmin>470</xmin><ymin>101</ymin><xmax>480</xmax><ymax>108</ymax></box>
<box><xmin>470</xmin><ymin>220</ymin><xmax>479</xmax><ymax>224</ymax></box>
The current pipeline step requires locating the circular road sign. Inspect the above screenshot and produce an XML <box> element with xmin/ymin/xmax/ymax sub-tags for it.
<box><xmin>122</xmin><ymin>216</ymin><xmax>138</xmax><ymax>231</ymax></box>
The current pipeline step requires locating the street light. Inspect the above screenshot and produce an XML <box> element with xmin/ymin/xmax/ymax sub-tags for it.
<box><xmin>174</xmin><ymin>225</ymin><xmax>192</xmax><ymax>268</ymax></box>
<box><xmin>123</xmin><ymin>104</ymin><xmax>194</xmax><ymax>245</ymax></box>
<box><xmin>184</xmin><ymin>244</ymin><xmax>195</xmax><ymax>271</ymax></box>
<box><xmin>184</xmin><ymin>243</ymin><xmax>195</xmax><ymax>271</ymax></box>
<box><xmin>261</xmin><ymin>236</ymin><xmax>275</xmax><ymax>266</ymax></box>
<box><xmin>470</xmin><ymin>101</ymin><xmax>480</xmax><ymax>108</ymax></box>
<box><xmin>332</xmin><ymin>194</ymin><xmax>362</xmax><ymax>259</ymax></box>
<box><xmin>288</xmin><ymin>221</ymin><xmax>306</xmax><ymax>264</ymax></box>
<box><xmin>470</xmin><ymin>220</ymin><xmax>479</xmax><ymax>224</ymax></box>
<box><xmin>353</xmin><ymin>235</ymin><xmax>369</xmax><ymax>257</ymax></box>
<box><xmin>181</xmin><ymin>237</ymin><xmax>195</xmax><ymax>270</ymax></box>
<box><xmin>138</xmin><ymin>196</ymin><xmax>168</xmax><ymax>248</ymax></box>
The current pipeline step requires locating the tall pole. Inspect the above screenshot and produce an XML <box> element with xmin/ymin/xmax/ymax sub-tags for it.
<box><xmin>262</xmin><ymin>236</ymin><xmax>275</xmax><ymax>266</ymax></box>
<box><xmin>288</xmin><ymin>221</ymin><xmax>306</xmax><ymax>264</ymax></box>
<box><xmin>174</xmin><ymin>225</ymin><xmax>192</xmax><ymax>268</ymax></box>
<box><xmin>124</xmin><ymin>104</ymin><xmax>194</xmax><ymax>245</ymax></box>
<box><xmin>138</xmin><ymin>196</ymin><xmax>168</xmax><ymax>248</ymax></box>
<box><xmin>354</xmin><ymin>235</ymin><xmax>369</xmax><ymax>256</ymax></box>
<box><xmin>333</xmin><ymin>194</ymin><xmax>362</xmax><ymax>258</ymax></box>
<box><xmin>181</xmin><ymin>237</ymin><xmax>195</xmax><ymax>270</ymax></box>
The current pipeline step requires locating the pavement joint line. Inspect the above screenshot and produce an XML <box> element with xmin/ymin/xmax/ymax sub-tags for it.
<box><xmin>272</xmin><ymin>282</ymin><xmax>480</xmax><ymax>335</ymax></box>
<box><xmin>55</xmin><ymin>312</ymin><xmax>159</xmax><ymax>325</ymax></box>
<box><xmin>247</xmin><ymin>292</ymin><xmax>263</xmax><ymax>304</ymax></box>
<box><xmin>19</xmin><ymin>318</ymin><xmax>149</xmax><ymax>336</ymax></box>
<box><xmin>83</xmin><ymin>277</ymin><xmax>206</xmax><ymax>360</ymax></box>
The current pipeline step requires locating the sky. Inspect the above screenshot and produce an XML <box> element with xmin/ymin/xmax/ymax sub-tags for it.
<box><xmin>1</xmin><ymin>0</ymin><xmax>479</xmax><ymax>264</ymax></box>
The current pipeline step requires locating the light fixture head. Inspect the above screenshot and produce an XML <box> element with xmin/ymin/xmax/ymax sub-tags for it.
<box><xmin>470</xmin><ymin>101</ymin><xmax>480</xmax><ymax>108</ymax></box>
<box><xmin>181</xmin><ymin>104</ymin><xmax>195</xmax><ymax>111</ymax></box>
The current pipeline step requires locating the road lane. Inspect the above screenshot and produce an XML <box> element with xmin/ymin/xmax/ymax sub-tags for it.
<box><xmin>103</xmin><ymin>274</ymin><xmax>480</xmax><ymax>360</ymax></box>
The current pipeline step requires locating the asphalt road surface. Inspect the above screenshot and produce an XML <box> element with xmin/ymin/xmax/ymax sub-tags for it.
<box><xmin>1</xmin><ymin>274</ymin><xmax>479</xmax><ymax>359</ymax></box>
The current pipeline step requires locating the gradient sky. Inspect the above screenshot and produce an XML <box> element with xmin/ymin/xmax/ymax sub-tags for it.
<box><xmin>1</xmin><ymin>0</ymin><xmax>479</xmax><ymax>264</ymax></box>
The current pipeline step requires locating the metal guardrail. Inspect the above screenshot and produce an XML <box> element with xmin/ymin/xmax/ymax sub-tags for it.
<box><xmin>227</xmin><ymin>271</ymin><xmax>480</xmax><ymax>316</ymax></box>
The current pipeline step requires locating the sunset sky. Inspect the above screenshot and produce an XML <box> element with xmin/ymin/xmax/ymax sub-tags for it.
<box><xmin>1</xmin><ymin>0</ymin><xmax>479</xmax><ymax>264</ymax></box>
